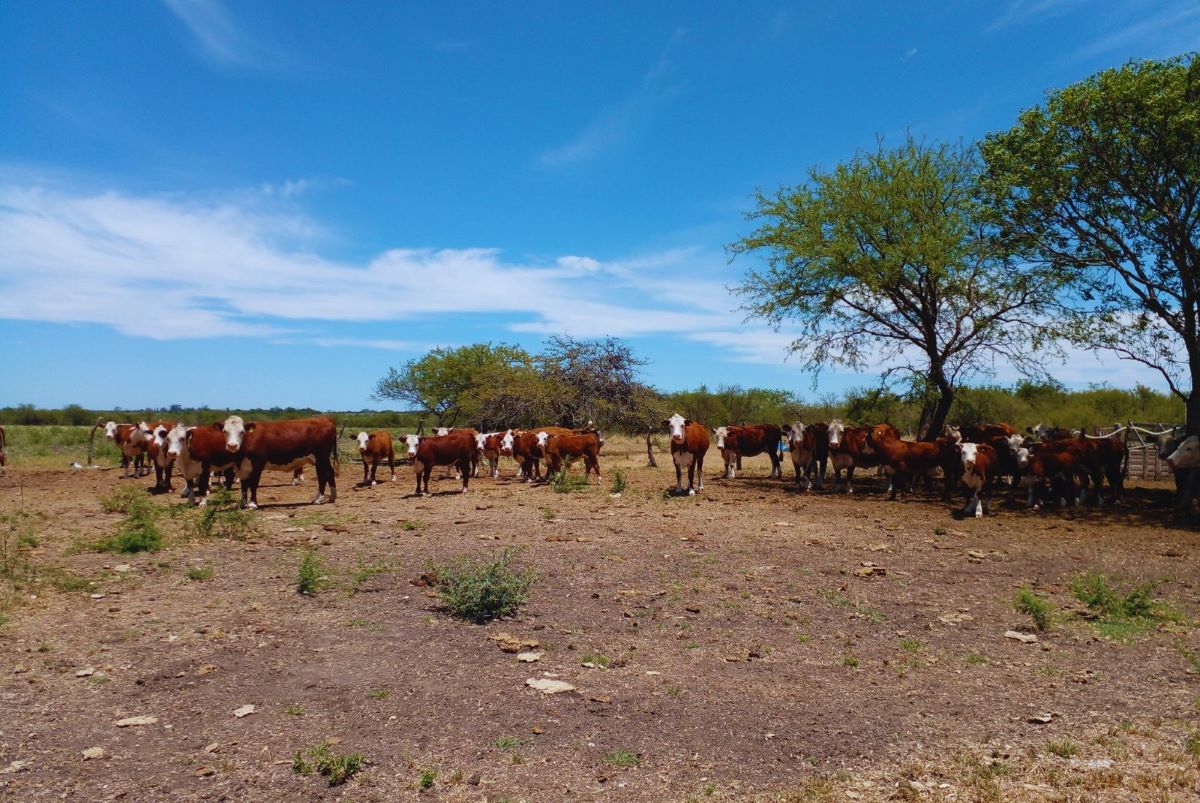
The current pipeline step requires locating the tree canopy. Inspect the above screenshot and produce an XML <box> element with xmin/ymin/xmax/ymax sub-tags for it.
<box><xmin>982</xmin><ymin>54</ymin><xmax>1200</xmax><ymax>432</ymax></box>
<box><xmin>730</xmin><ymin>134</ymin><xmax>1057</xmax><ymax>439</ymax></box>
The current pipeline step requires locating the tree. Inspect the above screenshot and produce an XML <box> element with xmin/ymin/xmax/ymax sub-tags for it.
<box><xmin>373</xmin><ymin>343</ymin><xmax>532</xmax><ymax>428</ymax></box>
<box><xmin>729</xmin><ymin>135</ymin><xmax>1057</xmax><ymax>439</ymax></box>
<box><xmin>537</xmin><ymin>336</ymin><xmax>655</xmax><ymax>429</ymax></box>
<box><xmin>981</xmin><ymin>55</ymin><xmax>1200</xmax><ymax>435</ymax></box>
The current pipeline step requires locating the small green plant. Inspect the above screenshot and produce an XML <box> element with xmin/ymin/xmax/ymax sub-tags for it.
<box><xmin>1</xmin><ymin>511</ymin><xmax>40</xmax><ymax>600</ymax></box>
<box><xmin>187</xmin><ymin>565</ymin><xmax>214</xmax><ymax>582</ymax></box>
<box><xmin>428</xmin><ymin>548</ymin><xmax>536</xmax><ymax>623</ymax></box>
<box><xmin>1046</xmin><ymin>740</ymin><xmax>1079</xmax><ymax>758</ymax></box>
<box><xmin>610</xmin><ymin>470</ymin><xmax>628</xmax><ymax>494</ymax></box>
<box><xmin>99</xmin><ymin>485</ymin><xmax>146</xmax><ymax>514</ymax></box>
<box><xmin>581</xmin><ymin>653</ymin><xmax>611</xmax><ymax>668</ymax></box>
<box><xmin>350</xmin><ymin>559</ymin><xmax>393</xmax><ymax>593</ymax></box>
<box><xmin>552</xmin><ymin>470</ymin><xmax>588</xmax><ymax>493</ymax></box>
<box><xmin>293</xmin><ymin>742</ymin><xmax>364</xmax><ymax>786</ymax></box>
<box><xmin>603</xmin><ymin>749</ymin><xmax>641</xmax><ymax>768</ymax></box>
<box><xmin>841</xmin><ymin>654</ymin><xmax>860</xmax><ymax>667</ymax></box>
<box><xmin>97</xmin><ymin>498</ymin><xmax>162</xmax><ymax>554</ymax></box>
<box><xmin>494</xmin><ymin>736</ymin><xmax>522</xmax><ymax>751</ymax></box>
<box><xmin>1186</xmin><ymin>732</ymin><xmax>1200</xmax><ymax>759</ymax></box>
<box><xmin>418</xmin><ymin>768</ymin><xmax>436</xmax><ymax>790</ymax></box>
<box><xmin>966</xmin><ymin>653</ymin><xmax>990</xmax><ymax>665</ymax></box>
<box><xmin>899</xmin><ymin>638</ymin><xmax>924</xmax><ymax>653</ymax></box>
<box><xmin>38</xmin><ymin>641</ymin><xmax>52</xmax><ymax>652</ymax></box>
<box><xmin>367</xmin><ymin>688</ymin><xmax>390</xmax><ymax>700</ymax></box>
<box><xmin>1014</xmin><ymin>586</ymin><xmax>1053</xmax><ymax>631</ymax></box>
<box><xmin>284</xmin><ymin>703</ymin><xmax>305</xmax><ymax>716</ymax></box>
<box><xmin>400</xmin><ymin>519</ymin><xmax>424</xmax><ymax>531</ymax></box>
<box><xmin>296</xmin><ymin>550</ymin><xmax>325</xmax><ymax>595</ymax></box>
<box><xmin>1068</xmin><ymin>571</ymin><xmax>1180</xmax><ymax>639</ymax></box>
<box><xmin>541</xmin><ymin>507</ymin><xmax>556</xmax><ymax>521</ymax></box>
<box><xmin>188</xmin><ymin>488</ymin><xmax>258</xmax><ymax>541</ymax></box>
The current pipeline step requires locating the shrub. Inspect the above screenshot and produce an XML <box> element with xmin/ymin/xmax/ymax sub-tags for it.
<box><xmin>188</xmin><ymin>488</ymin><xmax>258</xmax><ymax>540</ymax></box>
<box><xmin>1014</xmin><ymin>586</ymin><xmax>1053</xmax><ymax>631</ymax></box>
<box><xmin>552</xmin><ymin>470</ymin><xmax>588</xmax><ymax>493</ymax></box>
<box><xmin>293</xmin><ymin>742</ymin><xmax>364</xmax><ymax>786</ymax></box>
<box><xmin>603</xmin><ymin>749</ymin><xmax>641</xmax><ymax>768</ymax></box>
<box><xmin>99</xmin><ymin>485</ymin><xmax>145</xmax><ymax>514</ymax></box>
<box><xmin>417</xmin><ymin>768</ymin><xmax>436</xmax><ymax>790</ymax></box>
<box><xmin>97</xmin><ymin>501</ymin><xmax>162</xmax><ymax>554</ymax></box>
<box><xmin>429</xmin><ymin>548</ymin><xmax>536</xmax><ymax>623</ymax></box>
<box><xmin>610</xmin><ymin>469</ymin><xmax>628</xmax><ymax>494</ymax></box>
<box><xmin>1046</xmin><ymin>740</ymin><xmax>1079</xmax><ymax>758</ymax></box>
<box><xmin>296</xmin><ymin>550</ymin><xmax>325</xmax><ymax>595</ymax></box>
<box><xmin>186</xmin><ymin>565</ymin><xmax>214</xmax><ymax>582</ymax></box>
<box><xmin>1069</xmin><ymin>572</ymin><xmax>1160</xmax><ymax>620</ymax></box>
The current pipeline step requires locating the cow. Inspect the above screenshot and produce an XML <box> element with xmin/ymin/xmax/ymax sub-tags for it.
<box><xmin>867</xmin><ymin>424</ymin><xmax>947</xmax><ymax>500</ymax></box>
<box><xmin>784</xmin><ymin>422</ymin><xmax>829</xmax><ymax>490</ymax></box>
<box><xmin>508</xmin><ymin>431</ymin><xmax>546</xmax><ymax>482</ymax></box>
<box><xmin>1017</xmin><ymin>442</ymin><xmax>1088</xmax><ymax>508</ymax></box>
<box><xmin>945</xmin><ymin>422</ymin><xmax>1018</xmax><ymax>443</ymax></box>
<box><xmin>356</xmin><ymin>430</ymin><xmax>396</xmax><ymax>486</ymax></box>
<box><xmin>0</xmin><ymin>425</ymin><xmax>6</xmax><ymax>467</ymax></box>
<box><xmin>1016</xmin><ymin>437</ymin><xmax>1124</xmax><ymax>507</ymax></box>
<box><xmin>431</xmin><ymin>426</ymin><xmax>480</xmax><ymax>477</ymax></box>
<box><xmin>477</xmin><ymin>431</ymin><xmax>507</xmax><ymax>478</ymax></box>
<box><xmin>1027</xmin><ymin>423</ymin><xmax>1078</xmax><ymax>442</ymax></box>
<box><xmin>663</xmin><ymin>413</ymin><xmax>709</xmax><ymax>496</ymax></box>
<box><xmin>540</xmin><ymin>429</ymin><xmax>603</xmax><ymax>483</ymax></box>
<box><xmin>166</xmin><ymin>422</ymin><xmax>239</xmax><ymax>505</ymax></box>
<box><xmin>827</xmin><ymin>420</ymin><xmax>895</xmax><ymax>494</ymax></box>
<box><xmin>412</xmin><ymin>430</ymin><xmax>476</xmax><ymax>495</ymax></box>
<box><xmin>221</xmin><ymin>415</ymin><xmax>338</xmax><ymax>509</ymax></box>
<box><xmin>959</xmin><ymin>442</ymin><xmax>998</xmax><ymax>517</ymax></box>
<box><xmin>104</xmin><ymin>421</ymin><xmax>152</xmax><ymax>478</ymax></box>
<box><xmin>1167</xmin><ymin>434</ymin><xmax>1200</xmax><ymax>469</ymax></box>
<box><xmin>146</xmin><ymin>421</ymin><xmax>177</xmax><ymax>493</ymax></box>
<box><xmin>714</xmin><ymin>424</ymin><xmax>783</xmax><ymax>480</ymax></box>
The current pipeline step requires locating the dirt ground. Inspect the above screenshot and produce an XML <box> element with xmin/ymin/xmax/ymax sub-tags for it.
<box><xmin>2</xmin><ymin>441</ymin><xmax>1200</xmax><ymax>801</ymax></box>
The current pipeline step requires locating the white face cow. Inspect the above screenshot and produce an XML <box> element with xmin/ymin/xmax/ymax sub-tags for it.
<box><xmin>1014</xmin><ymin>446</ymin><xmax>1031</xmax><ymax>469</ymax></box>
<box><xmin>104</xmin><ymin>421</ymin><xmax>119</xmax><ymax>439</ymax></box>
<box><xmin>404</xmin><ymin>434</ymin><xmax>421</xmax><ymax>458</ymax></box>
<box><xmin>221</xmin><ymin>415</ymin><xmax>246</xmax><ymax>453</ymax></box>
<box><xmin>165</xmin><ymin>424</ymin><xmax>189</xmax><ymax>457</ymax></box>
<box><xmin>435</xmin><ymin>427</ymin><xmax>451</xmax><ymax>437</ymax></box>
<box><xmin>500</xmin><ymin>430</ymin><xmax>515</xmax><ymax>456</ymax></box>
<box><xmin>535</xmin><ymin>431</ymin><xmax>550</xmax><ymax>448</ymax></box>
<box><xmin>713</xmin><ymin>426</ymin><xmax>729</xmax><ymax>450</ymax></box>
<box><xmin>475</xmin><ymin>432</ymin><xmax>488</xmax><ymax>451</ymax></box>
<box><xmin>356</xmin><ymin>431</ymin><xmax>371</xmax><ymax>452</ymax></box>
<box><xmin>960</xmin><ymin>442</ymin><xmax>979</xmax><ymax>473</ymax></box>
<box><xmin>786</xmin><ymin>422</ymin><xmax>806</xmax><ymax>447</ymax></box>
<box><xmin>664</xmin><ymin>413</ymin><xmax>688</xmax><ymax>444</ymax></box>
<box><xmin>1167</xmin><ymin>435</ymin><xmax>1200</xmax><ymax>470</ymax></box>
<box><xmin>152</xmin><ymin>424</ymin><xmax>170</xmax><ymax>451</ymax></box>
<box><xmin>827</xmin><ymin>419</ymin><xmax>846</xmax><ymax>448</ymax></box>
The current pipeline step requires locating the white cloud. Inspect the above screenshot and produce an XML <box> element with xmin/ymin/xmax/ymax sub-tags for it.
<box><xmin>537</xmin><ymin>28</ymin><xmax>684</xmax><ymax>169</ymax></box>
<box><xmin>901</xmin><ymin>47</ymin><xmax>918</xmax><ymax>62</ymax></box>
<box><xmin>1070</xmin><ymin>2</ymin><xmax>1200</xmax><ymax>63</ymax></box>
<box><xmin>163</xmin><ymin>0</ymin><xmax>283</xmax><ymax>69</ymax></box>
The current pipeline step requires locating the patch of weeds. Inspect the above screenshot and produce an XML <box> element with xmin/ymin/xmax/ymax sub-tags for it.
<box><xmin>38</xmin><ymin>641</ymin><xmax>52</xmax><ymax>652</ymax></box>
<box><xmin>292</xmin><ymin>742</ymin><xmax>364</xmax><ymax>786</ymax></box>
<box><xmin>856</xmin><ymin>604</ymin><xmax>886</xmax><ymax>623</ymax></box>
<box><xmin>428</xmin><ymin>547</ymin><xmax>536</xmax><ymax>623</ymax></box>
<box><xmin>899</xmin><ymin>638</ymin><xmax>924</xmax><ymax>653</ymax></box>
<box><xmin>1014</xmin><ymin>586</ymin><xmax>1053</xmax><ymax>631</ymax></box>
<box><xmin>1177</xmin><ymin>643</ymin><xmax>1200</xmax><ymax>673</ymax></box>
<box><xmin>552</xmin><ymin>470</ymin><xmax>588</xmax><ymax>493</ymax></box>
<box><xmin>686</xmin><ymin>642</ymin><xmax>700</xmax><ymax>649</ymax></box>
<box><xmin>541</xmin><ymin>507</ymin><xmax>556</xmax><ymax>521</ymax></box>
<box><xmin>823</xmin><ymin>590</ymin><xmax>853</xmax><ymax>608</ymax></box>
<box><xmin>348</xmin><ymin>617</ymin><xmax>370</xmax><ymax>628</ymax></box>
<box><xmin>2</xmin><ymin>511</ymin><xmax>41</xmax><ymax>604</ymax></box>
<box><xmin>186</xmin><ymin>565</ymin><xmax>213</xmax><ymax>582</ymax></box>
<box><xmin>1186</xmin><ymin>732</ymin><xmax>1200</xmax><ymax>758</ymax></box>
<box><xmin>188</xmin><ymin>488</ymin><xmax>258</xmax><ymax>541</ymax></box>
<box><xmin>603</xmin><ymin>749</ymin><xmax>641</xmax><ymax>768</ymax></box>
<box><xmin>399</xmin><ymin>519</ymin><xmax>424</xmax><ymax>531</ymax></box>
<box><xmin>796</xmin><ymin>633</ymin><xmax>812</xmax><ymax>644</ymax></box>
<box><xmin>665</xmin><ymin>685</ymin><xmax>683</xmax><ymax>697</ymax></box>
<box><xmin>581</xmin><ymin>653</ymin><xmax>611</xmax><ymax>668</ymax></box>
<box><xmin>42</xmin><ymin>567</ymin><xmax>91</xmax><ymax>593</ymax></box>
<box><xmin>610</xmin><ymin>470</ymin><xmax>628</xmax><ymax>494</ymax></box>
<box><xmin>367</xmin><ymin>688</ymin><xmax>390</xmax><ymax>700</ymax></box>
<box><xmin>284</xmin><ymin>703</ymin><xmax>305</xmax><ymax>716</ymax></box>
<box><xmin>1046</xmin><ymin>740</ymin><xmax>1079</xmax><ymax>758</ymax></box>
<box><xmin>296</xmin><ymin>550</ymin><xmax>326</xmax><ymax>595</ymax></box>
<box><xmin>96</xmin><ymin>497</ymin><xmax>162</xmax><ymax>554</ymax></box>
<box><xmin>841</xmin><ymin>654</ymin><xmax>860</xmax><ymax>667</ymax></box>
<box><xmin>1069</xmin><ymin>571</ymin><xmax>1183</xmax><ymax>639</ymax></box>
<box><xmin>99</xmin><ymin>485</ymin><xmax>146</xmax><ymax>514</ymax></box>
<box><xmin>494</xmin><ymin>736</ymin><xmax>523</xmax><ymax>751</ymax></box>
<box><xmin>417</xmin><ymin>768</ymin><xmax>436</xmax><ymax>790</ymax></box>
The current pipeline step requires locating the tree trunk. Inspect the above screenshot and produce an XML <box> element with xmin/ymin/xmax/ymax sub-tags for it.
<box><xmin>645</xmin><ymin>428</ymin><xmax>658</xmax><ymax>468</ymax></box>
<box><xmin>922</xmin><ymin>374</ymin><xmax>954</xmax><ymax>442</ymax></box>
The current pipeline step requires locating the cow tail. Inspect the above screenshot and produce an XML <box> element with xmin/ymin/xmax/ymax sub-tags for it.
<box><xmin>332</xmin><ymin>421</ymin><xmax>345</xmax><ymax>476</ymax></box>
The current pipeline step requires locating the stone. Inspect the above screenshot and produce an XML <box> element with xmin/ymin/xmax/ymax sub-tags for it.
<box><xmin>81</xmin><ymin>747</ymin><xmax>105</xmax><ymax>761</ymax></box>
<box><xmin>526</xmin><ymin>678</ymin><xmax>575</xmax><ymax>694</ymax></box>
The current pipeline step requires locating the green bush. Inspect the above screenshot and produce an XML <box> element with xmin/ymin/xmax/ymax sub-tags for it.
<box><xmin>97</xmin><ymin>496</ymin><xmax>162</xmax><ymax>554</ymax></box>
<box><xmin>429</xmin><ymin>548</ymin><xmax>536</xmax><ymax>623</ymax></box>
<box><xmin>100</xmin><ymin>485</ymin><xmax>147</xmax><ymax>514</ymax></box>
<box><xmin>610</xmin><ymin>469</ymin><xmax>628</xmax><ymax>494</ymax></box>
<box><xmin>1069</xmin><ymin>572</ymin><xmax>1157</xmax><ymax>619</ymax></box>
<box><xmin>296</xmin><ymin>550</ymin><xmax>325</xmax><ymax>595</ymax></box>
<box><xmin>188</xmin><ymin>488</ymin><xmax>258</xmax><ymax>540</ymax></box>
<box><xmin>293</xmin><ymin>742</ymin><xmax>364</xmax><ymax>786</ymax></box>
<box><xmin>552</xmin><ymin>470</ymin><xmax>588</xmax><ymax>493</ymax></box>
<box><xmin>1014</xmin><ymin>586</ymin><xmax>1053</xmax><ymax>631</ymax></box>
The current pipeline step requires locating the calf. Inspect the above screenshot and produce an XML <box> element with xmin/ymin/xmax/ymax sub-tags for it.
<box><xmin>714</xmin><ymin>424</ymin><xmax>783</xmax><ymax>480</ymax></box>
<box><xmin>221</xmin><ymin>415</ymin><xmax>338</xmax><ymax>509</ymax></box>
<box><xmin>477</xmin><ymin>431</ymin><xmax>507</xmax><ymax>478</ymax></box>
<box><xmin>508</xmin><ymin>431</ymin><xmax>545</xmax><ymax>481</ymax></box>
<box><xmin>867</xmin><ymin>424</ymin><xmax>943</xmax><ymax>501</ymax></box>
<box><xmin>105</xmin><ymin>421</ymin><xmax>152</xmax><ymax>478</ymax></box>
<box><xmin>412</xmin><ymin>430</ymin><xmax>476</xmax><ymax>495</ymax></box>
<box><xmin>959</xmin><ymin>442</ymin><xmax>998</xmax><ymax>517</ymax></box>
<box><xmin>167</xmin><ymin>422</ymin><xmax>238</xmax><ymax>505</ymax></box>
<box><xmin>1018</xmin><ymin>443</ymin><xmax>1089</xmax><ymax>508</ymax></box>
<box><xmin>784</xmin><ymin>422</ymin><xmax>828</xmax><ymax>490</ymax></box>
<box><xmin>356</xmin><ymin>430</ymin><xmax>396</xmax><ymax>486</ymax></box>
<box><xmin>147</xmin><ymin>421</ymin><xmax>177</xmax><ymax>493</ymax></box>
<box><xmin>827</xmin><ymin>420</ymin><xmax>894</xmax><ymax>494</ymax></box>
<box><xmin>541</xmin><ymin>430</ymin><xmax>603</xmax><ymax>483</ymax></box>
<box><xmin>663</xmin><ymin>413</ymin><xmax>709</xmax><ymax>495</ymax></box>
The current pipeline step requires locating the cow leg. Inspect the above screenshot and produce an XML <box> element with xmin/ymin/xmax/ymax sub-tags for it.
<box><xmin>362</xmin><ymin>458</ymin><xmax>371</xmax><ymax>487</ymax></box>
<box><xmin>422</xmin><ymin>466</ymin><xmax>433</xmax><ymax>496</ymax></box>
<box><xmin>314</xmin><ymin>452</ymin><xmax>336</xmax><ymax>504</ymax></box>
<box><xmin>389</xmin><ymin>449</ymin><xmax>396</xmax><ymax>482</ymax></box>
<box><xmin>695</xmin><ymin>454</ymin><xmax>705</xmax><ymax>492</ymax></box>
<box><xmin>845</xmin><ymin>467</ymin><xmax>855</xmax><ymax>495</ymax></box>
<box><xmin>459</xmin><ymin>459</ymin><xmax>471</xmax><ymax>493</ymax></box>
<box><xmin>674</xmin><ymin>461</ymin><xmax>684</xmax><ymax>495</ymax></box>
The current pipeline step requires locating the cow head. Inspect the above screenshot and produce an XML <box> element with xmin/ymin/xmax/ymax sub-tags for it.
<box><xmin>222</xmin><ymin>415</ymin><xmax>247</xmax><ymax>453</ymax></box>
<box><xmin>356</xmin><ymin>431</ymin><xmax>371</xmax><ymax>452</ymax></box>
<box><xmin>166</xmin><ymin>424</ymin><xmax>189</xmax><ymax>457</ymax></box>
<box><xmin>435</xmin><ymin>427</ymin><xmax>451</xmax><ymax>437</ymax></box>
<box><xmin>867</xmin><ymin>423</ymin><xmax>894</xmax><ymax>446</ymax></box>
<box><xmin>827</xmin><ymin>419</ymin><xmax>845</xmax><ymax>448</ymax></box>
<box><xmin>663</xmin><ymin>413</ymin><xmax>689</xmax><ymax>444</ymax></box>
<box><xmin>536</xmin><ymin>431</ymin><xmax>550</xmax><ymax>448</ymax></box>
<box><xmin>786</xmin><ymin>421</ymin><xmax>806</xmax><ymax>446</ymax></box>
<box><xmin>104</xmin><ymin>421</ymin><xmax>119</xmax><ymax>440</ymax></box>
<box><xmin>500</xmin><ymin>430</ymin><xmax>515</xmax><ymax>456</ymax></box>
<box><xmin>1014</xmin><ymin>446</ymin><xmax>1031</xmax><ymax>469</ymax></box>
<box><xmin>960</xmin><ymin>442</ymin><xmax>979</xmax><ymax>474</ymax></box>
<box><xmin>713</xmin><ymin>426</ymin><xmax>729</xmax><ymax>450</ymax></box>
<box><xmin>403</xmin><ymin>434</ymin><xmax>421</xmax><ymax>458</ymax></box>
<box><xmin>944</xmin><ymin>425</ymin><xmax>962</xmax><ymax>444</ymax></box>
<box><xmin>1167</xmin><ymin>435</ymin><xmax>1200</xmax><ymax>470</ymax></box>
<box><xmin>153</xmin><ymin>424</ymin><xmax>170</xmax><ymax>451</ymax></box>
<box><xmin>475</xmin><ymin>433</ymin><xmax>488</xmax><ymax>453</ymax></box>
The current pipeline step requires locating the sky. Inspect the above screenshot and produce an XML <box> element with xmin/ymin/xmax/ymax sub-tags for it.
<box><xmin>1</xmin><ymin>1</ymin><xmax>1198</xmax><ymax>410</ymax></box>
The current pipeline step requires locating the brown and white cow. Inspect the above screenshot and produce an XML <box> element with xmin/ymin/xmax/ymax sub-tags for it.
<box><xmin>104</xmin><ymin>421</ymin><xmax>152</xmax><ymax>478</ymax></box>
<box><xmin>945</xmin><ymin>422</ymin><xmax>1018</xmax><ymax>444</ymax></box>
<box><xmin>784</xmin><ymin>421</ymin><xmax>828</xmax><ymax>490</ymax></box>
<box><xmin>714</xmin><ymin>424</ymin><xmax>783</xmax><ymax>480</ymax></box>
<box><xmin>508</xmin><ymin>431</ymin><xmax>546</xmax><ymax>482</ymax></box>
<box><xmin>959</xmin><ymin>441</ymin><xmax>998</xmax><ymax>517</ymax></box>
<box><xmin>167</xmin><ymin>422</ymin><xmax>238</xmax><ymax>505</ymax></box>
<box><xmin>477</xmin><ymin>431</ymin><xmax>507</xmax><ymax>478</ymax></box>
<box><xmin>866</xmin><ymin>424</ymin><xmax>944</xmax><ymax>501</ymax></box>
<box><xmin>356</xmin><ymin>430</ymin><xmax>396</xmax><ymax>486</ymax></box>
<box><xmin>221</xmin><ymin>415</ymin><xmax>338</xmax><ymax>509</ymax></box>
<box><xmin>663</xmin><ymin>413</ymin><xmax>709</xmax><ymax>495</ymax></box>
<box><xmin>826</xmin><ymin>419</ymin><xmax>892</xmax><ymax>494</ymax></box>
<box><xmin>411</xmin><ymin>430</ymin><xmax>476</xmax><ymax>495</ymax></box>
<box><xmin>146</xmin><ymin>421</ymin><xmax>177</xmax><ymax>493</ymax></box>
<box><xmin>540</xmin><ymin>429</ymin><xmax>603</xmax><ymax>483</ymax></box>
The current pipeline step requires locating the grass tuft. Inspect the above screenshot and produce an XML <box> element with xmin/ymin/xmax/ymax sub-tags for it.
<box><xmin>1014</xmin><ymin>586</ymin><xmax>1053</xmax><ymax>631</ymax></box>
<box><xmin>610</xmin><ymin>469</ymin><xmax>628</xmax><ymax>494</ymax></box>
<box><xmin>296</xmin><ymin>550</ymin><xmax>325</xmax><ymax>595</ymax></box>
<box><xmin>96</xmin><ymin>495</ymin><xmax>162</xmax><ymax>554</ymax></box>
<box><xmin>428</xmin><ymin>548</ymin><xmax>536</xmax><ymax>623</ymax></box>
<box><xmin>603</xmin><ymin>749</ymin><xmax>641</xmax><ymax>768</ymax></box>
<box><xmin>292</xmin><ymin>741</ymin><xmax>364</xmax><ymax>786</ymax></box>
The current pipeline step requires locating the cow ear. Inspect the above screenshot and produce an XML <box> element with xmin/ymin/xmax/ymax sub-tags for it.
<box><xmin>211</xmin><ymin>422</ymin><xmax>223</xmax><ymax>430</ymax></box>
<box><xmin>246</xmin><ymin>423</ymin><xmax>256</xmax><ymax>432</ymax></box>
<box><xmin>660</xmin><ymin>419</ymin><xmax>669</xmax><ymax>427</ymax></box>
<box><xmin>684</xmin><ymin>419</ymin><xmax>692</xmax><ymax>426</ymax></box>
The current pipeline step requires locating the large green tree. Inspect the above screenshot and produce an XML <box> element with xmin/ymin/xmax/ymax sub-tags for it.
<box><xmin>982</xmin><ymin>55</ymin><xmax>1200</xmax><ymax>434</ymax></box>
<box><xmin>730</xmin><ymin>135</ymin><xmax>1057</xmax><ymax>439</ymax></box>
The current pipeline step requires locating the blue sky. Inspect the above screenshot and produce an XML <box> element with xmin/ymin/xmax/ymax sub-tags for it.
<box><xmin>2</xmin><ymin>1</ymin><xmax>1197</xmax><ymax>410</ymax></box>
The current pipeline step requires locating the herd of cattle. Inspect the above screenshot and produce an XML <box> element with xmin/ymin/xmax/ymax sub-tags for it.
<box><xmin>13</xmin><ymin>413</ymin><xmax>1196</xmax><ymax>516</ymax></box>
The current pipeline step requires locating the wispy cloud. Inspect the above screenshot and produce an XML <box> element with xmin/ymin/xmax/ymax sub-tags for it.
<box><xmin>536</xmin><ymin>28</ymin><xmax>685</xmax><ymax>169</ymax></box>
<box><xmin>900</xmin><ymin>47</ymin><xmax>918</xmax><ymax>62</ymax></box>
<box><xmin>987</xmin><ymin>0</ymin><xmax>1084</xmax><ymax>33</ymax></box>
<box><xmin>163</xmin><ymin>0</ymin><xmax>284</xmax><ymax>69</ymax></box>
<box><xmin>1070</xmin><ymin>2</ymin><xmax>1200</xmax><ymax>63</ymax></box>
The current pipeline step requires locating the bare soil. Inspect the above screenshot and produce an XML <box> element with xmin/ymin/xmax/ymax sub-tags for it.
<box><xmin>2</xmin><ymin>448</ymin><xmax>1200</xmax><ymax>801</ymax></box>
